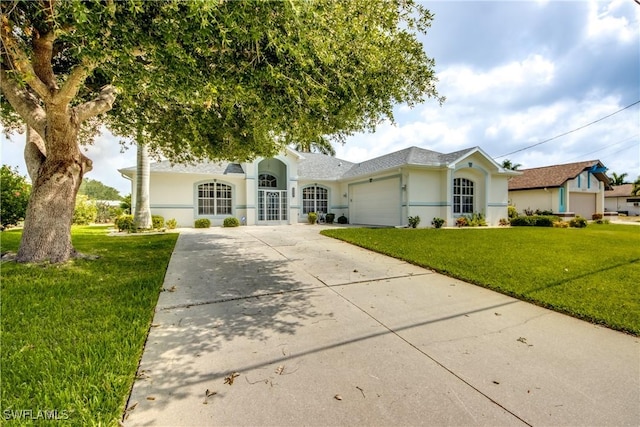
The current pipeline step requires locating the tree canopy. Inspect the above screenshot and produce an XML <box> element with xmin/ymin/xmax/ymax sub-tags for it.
<box><xmin>78</xmin><ymin>178</ymin><xmax>121</xmax><ymax>201</ymax></box>
<box><xmin>1</xmin><ymin>0</ymin><xmax>442</xmax><ymax>262</ymax></box>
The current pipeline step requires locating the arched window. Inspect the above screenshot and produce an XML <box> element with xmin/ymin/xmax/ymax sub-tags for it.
<box><xmin>258</xmin><ymin>173</ymin><xmax>277</xmax><ymax>188</ymax></box>
<box><xmin>302</xmin><ymin>185</ymin><xmax>328</xmax><ymax>214</ymax></box>
<box><xmin>198</xmin><ymin>182</ymin><xmax>232</xmax><ymax>215</ymax></box>
<box><xmin>453</xmin><ymin>178</ymin><xmax>474</xmax><ymax>214</ymax></box>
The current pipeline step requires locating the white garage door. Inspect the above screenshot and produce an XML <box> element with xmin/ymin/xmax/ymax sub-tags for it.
<box><xmin>350</xmin><ymin>177</ymin><xmax>401</xmax><ymax>226</ymax></box>
<box><xmin>571</xmin><ymin>193</ymin><xmax>596</xmax><ymax>218</ymax></box>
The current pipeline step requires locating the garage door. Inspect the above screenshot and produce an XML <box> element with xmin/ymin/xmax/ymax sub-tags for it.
<box><xmin>571</xmin><ymin>193</ymin><xmax>596</xmax><ymax>218</ymax></box>
<box><xmin>350</xmin><ymin>177</ymin><xmax>401</xmax><ymax>226</ymax></box>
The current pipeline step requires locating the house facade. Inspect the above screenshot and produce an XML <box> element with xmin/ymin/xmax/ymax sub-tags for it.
<box><xmin>605</xmin><ymin>184</ymin><xmax>640</xmax><ymax>216</ymax></box>
<box><xmin>119</xmin><ymin>146</ymin><xmax>518</xmax><ymax>228</ymax></box>
<box><xmin>508</xmin><ymin>160</ymin><xmax>611</xmax><ymax>218</ymax></box>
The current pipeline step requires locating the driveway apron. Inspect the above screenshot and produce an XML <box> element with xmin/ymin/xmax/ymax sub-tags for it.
<box><xmin>123</xmin><ymin>225</ymin><xmax>639</xmax><ymax>426</ymax></box>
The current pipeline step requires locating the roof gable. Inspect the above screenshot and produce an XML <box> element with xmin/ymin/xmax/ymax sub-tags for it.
<box><xmin>508</xmin><ymin>160</ymin><xmax>607</xmax><ymax>190</ymax></box>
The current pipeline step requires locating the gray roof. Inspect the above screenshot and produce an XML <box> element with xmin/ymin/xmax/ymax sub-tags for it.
<box><xmin>341</xmin><ymin>146</ymin><xmax>478</xmax><ymax>179</ymax></box>
<box><xmin>297</xmin><ymin>152</ymin><xmax>355</xmax><ymax>181</ymax></box>
<box><xmin>119</xmin><ymin>146</ymin><xmax>487</xmax><ymax>180</ymax></box>
<box><xmin>121</xmin><ymin>160</ymin><xmax>244</xmax><ymax>176</ymax></box>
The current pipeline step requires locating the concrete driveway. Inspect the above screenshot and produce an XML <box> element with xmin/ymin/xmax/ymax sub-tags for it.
<box><xmin>124</xmin><ymin>225</ymin><xmax>639</xmax><ymax>426</ymax></box>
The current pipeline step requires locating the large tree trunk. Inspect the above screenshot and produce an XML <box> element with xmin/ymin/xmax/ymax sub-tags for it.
<box><xmin>134</xmin><ymin>137</ymin><xmax>152</xmax><ymax>229</ymax></box>
<box><xmin>16</xmin><ymin>111</ymin><xmax>91</xmax><ymax>263</ymax></box>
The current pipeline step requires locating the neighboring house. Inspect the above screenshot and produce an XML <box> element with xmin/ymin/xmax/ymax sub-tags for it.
<box><xmin>605</xmin><ymin>184</ymin><xmax>640</xmax><ymax>216</ymax></box>
<box><xmin>119</xmin><ymin>146</ymin><xmax>518</xmax><ymax>228</ymax></box>
<box><xmin>508</xmin><ymin>160</ymin><xmax>611</xmax><ymax>218</ymax></box>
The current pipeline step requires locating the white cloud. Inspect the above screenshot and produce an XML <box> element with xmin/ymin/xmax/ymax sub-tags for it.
<box><xmin>586</xmin><ymin>0</ymin><xmax>639</xmax><ymax>43</ymax></box>
<box><xmin>439</xmin><ymin>54</ymin><xmax>555</xmax><ymax>101</ymax></box>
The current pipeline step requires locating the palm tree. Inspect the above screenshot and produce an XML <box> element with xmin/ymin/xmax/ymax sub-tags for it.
<box><xmin>134</xmin><ymin>130</ymin><xmax>152</xmax><ymax>229</ymax></box>
<box><xmin>610</xmin><ymin>172</ymin><xmax>628</xmax><ymax>186</ymax></box>
<box><xmin>501</xmin><ymin>159</ymin><xmax>522</xmax><ymax>170</ymax></box>
<box><xmin>293</xmin><ymin>136</ymin><xmax>336</xmax><ymax>156</ymax></box>
<box><xmin>632</xmin><ymin>176</ymin><xmax>640</xmax><ymax>196</ymax></box>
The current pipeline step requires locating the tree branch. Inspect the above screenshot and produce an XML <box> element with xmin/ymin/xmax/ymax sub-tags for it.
<box><xmin>31</xmin><ymin>29</ymin><xmax>58</xmax><ymax>92</ymax></box>
<box><xmin>0</xmin><ymin>68</ymin><xmax>47</xmax><ymax>139</ymax></box>
<box><xmin>54</xmin><ymin>61</ymin><xmax>94</xmax><ymax>106</ymax></box>
<box><xmin>74</xmin><ymin>85</ymin><xmax>117</xmax><ymax>123</ymax></box>
<box><xmin>0</xmin><ymin>22</ymin><xmax>53</xmax><ymax>102</ymax></box>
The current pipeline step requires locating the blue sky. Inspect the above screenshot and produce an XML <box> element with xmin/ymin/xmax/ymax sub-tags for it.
<box><xmin>2</xmin><ymin>0</ymin><xmax>639</xmax><ymax>195</ymax></box>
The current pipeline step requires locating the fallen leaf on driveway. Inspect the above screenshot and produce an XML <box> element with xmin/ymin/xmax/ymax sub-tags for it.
<box><xmin>334</xmin><ymin>394</ymin><xmax>343</xmax><ymax>401</ymax></box>
<box><xmin>224</xmin><ymin>372</ymin><xmax>240</xmax><ymax>385</ymax></box>
<box><xmin>275</xmin><ymin>365</ymin><xmax>285</xmax><ymax>375</ymax></box>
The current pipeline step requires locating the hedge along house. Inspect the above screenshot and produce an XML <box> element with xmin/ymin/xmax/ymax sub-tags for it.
<box><xmin>507</xmin><ymin>160</ymin><xmax>612</xmax><ymax>219</ymax></box>
<box><xmin>119</xmin><ymin>146</ymin><xmax>517</xmax><ymax>228</ymax></box>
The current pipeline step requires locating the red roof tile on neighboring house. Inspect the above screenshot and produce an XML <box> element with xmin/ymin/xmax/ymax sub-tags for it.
<box><xmin>508</xmin><ymin>160</ymin><xmax>607</xmax><ymax>190</ymax></box>
<box><xmin>605</xmin><ymin>183</ymin><xmax>634</xmax><ymax>198</ymax></box>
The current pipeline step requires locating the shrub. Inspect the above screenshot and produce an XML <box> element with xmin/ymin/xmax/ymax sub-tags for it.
<box><xmin>95</xmin><ymin>202</ymin><xmax>122</xmax><ymax>223</ymax></box>
<box><xmin>73</xmin><ymin>194</ymin><xmax>97</xmax><ymax>225</ymax></box>
<box><xmin>569</xmin><ymin>216</ymin><xmax>588</xmax><ymax>228</ymax></box>
<box><xmin>195</xmin><ymin>218</ymin><xmax>211</xmax><ymax>228</ymax></box>
<box><xmin>456</xmin><ymin>216</ymin><xmax>468</xmax><ymax>227</ymax></box>
<box><xmin>466</xmin><ymin>213</ymin><xmax>487</xmax><ymax>227</ymax></box>
<box><xmin>499</xmin><ymin>218</ymin><xmax>510</xmax><ymax>226</ymax></box>
<box><xmin>535</xmin><ymin>209</ymin><xmax>553</xmax><ymax>216</ymax></box>
<box><xmin>592</xmin><ymin>213</ymin><xmax>603</xmax><ymax>220</ymax></box>
<box><xmin>523</xmin><ymin>207</ymin><xmax>534</xmax><ymax>216</ymax></box>
<box><xmin>0</xmin><ymin>165</ymin><xmax>31</xmax><ymax>229</ymax></box>
<box><xmin>594</xmin><ymin>218</ymin><xmax>610</xmax><ymax>225</ymax></box>
<box><xmin>431</xmin><ymin>217</ymin><xmax>445</xmax><ymax>228</ymax></box>
<box><xmin>166</xmin><ymin>218</ymin><xmax>178</xmax><ymax>229</ymax></box>
<box><xmin>408</xmin><ymin>215</ymin><xmax>421</xmax><ymax>228</ymax></box>
<box><xmin>337</xmin><ymin>214</ymin><xmax>348</xmax><ymax>224</ymax></box>
<box><xmin>508</xmin><ymin>206</ymin><xmax>518</xmax><ymax>219</ymax></box>
<box><xmin>152</xmin><ymin>215</ymin><xmax>165</xmax><ymax>229</ymax></box>
<box><xmin>223</xmin><ymin>217</ymin><xmax>240</xmax><ymax>227</ymax></box>
<box><xmin>553</xmin><ymin>220</ymin><xmax>569</xmax><ymax>228</ymax></box>
<box><xmin>115</xmin><ymin>214</ymin><xmax>135</xmax><ymax>232</ymax></box>
<box><xmin>307</xmin><ymin>212</ymin><xmax>317</xmax><ymax>224</ymax></box>
<box><xmin>325</xmin><ymin>213</ymin><xmax>335</xmax><ymax>224</ymax></box>
<box><xmin>510</xmin><ymin>215</ymin><xmax>558</xmax><ymax>227</ymax></box>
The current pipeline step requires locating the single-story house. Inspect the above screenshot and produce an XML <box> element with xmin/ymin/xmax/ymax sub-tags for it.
<box><xmin>119</xmin><ymin>146</ymin><xmax>519</xmax><ymax>228</ymax></box>
<box><xmin>605</xmin><ymin>184</ymin><xmax>640</xmax><ymax>216</ymax></box>
<box><xmin>508</xmin><ymin>160</ymin><xmax>611</xmax><ymax>219</ymax></box>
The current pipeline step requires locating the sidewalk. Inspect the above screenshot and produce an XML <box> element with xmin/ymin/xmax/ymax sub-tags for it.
<box><xmin>123</xmin><ymin>225</ymin><xmax>639</xmax><ymax>426</ymax></box>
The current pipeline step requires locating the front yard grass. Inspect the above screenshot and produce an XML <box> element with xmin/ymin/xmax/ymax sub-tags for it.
<box><xmin>1</xmin><ymin>226</ymin><xmax>178</xmax><ymax>425</ymax></box>
<box><xmin>321</xmin><ymin>224</ymin><xmax>640</xmax><ymax>335</ymax></box>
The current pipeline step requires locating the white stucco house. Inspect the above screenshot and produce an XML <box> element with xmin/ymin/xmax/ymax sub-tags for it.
<box><xmin>508</xmin><ymin>160</ymin><xmax>611</xmax><ymax>219</ymax></box>
<box><xmin>605</xmin><ymin>184</ymin><xmax>640</xmax><ymax>216</ymax></box>
<box><xmin>119</xmin><ymin>146</ymin><xmax>518</xmax><ymax>228</ymax></box>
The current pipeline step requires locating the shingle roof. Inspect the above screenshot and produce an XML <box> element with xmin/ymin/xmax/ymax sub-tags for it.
<box><xmin>297</xmin><ymin>152</ymin><xmax>355</xmax><ymax>180</ymax></box>
<box><xmin>508</xmin><ymin>160</ymin><xmax>605</xmax><ymax>190</ymax></box>
<box><xmin>119</xmin><ymin>146</ymin><xmax>492</xmax><ymax>181</ymax></box>
<box><xmin>605</xmin><ymin>183</ymin><xmax>634</xmax><ymax>198</ymax></box>
<box><xmin>121</xmin><ymin>160</ymin><xmax>244</xmax><ymax>175</ymax></box>
<box><xmin>341</xmin><ymin>146</ymin><xmax>478</xmax><ymax>179</ymax></box>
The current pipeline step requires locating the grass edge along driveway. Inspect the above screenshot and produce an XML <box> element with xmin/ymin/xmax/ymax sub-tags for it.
<box><xmin>321</xmin><ymin>224</ymin><xmax>640</xmax><ymax>336</ymax></box>
<box><xmin>1</xmin><ymin>226</ymin><xmax>178</xmax><ymax>426</ymax></box>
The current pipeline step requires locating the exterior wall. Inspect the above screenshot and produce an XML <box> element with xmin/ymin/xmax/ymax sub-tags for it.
<box><xmin>139</xmin><ymin>172</ymin><xmax>246</xmax><ymax>227</ymax></box>
<box><xmin>296</xmin><ymin>180</ymin><xmax>344</xmax><ymax>223</ymax></box>
<box><xmin>406</xmin><ymin>168</ymin><xmax>448</xmax><ymax>228</ymax></box>
<box><xmin>486</xmin><ymin>174</ymin><xmax>510</xmax><ymax>225</ymax></box>
<box><xmin>606</xmin><ymin>197</ymin><xmax>640</xmax><ymax>216</ymax></box>
<box><xmin>509</xmin><ymin>188</ymin><xmax>555</xmax><ymax>214</ymax></box>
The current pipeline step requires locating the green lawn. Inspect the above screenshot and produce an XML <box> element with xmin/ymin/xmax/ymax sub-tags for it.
<box><xmin>1</xmin><ymin>226</ymin><xmax>178</xmax><ymax>426</ymax></box>
<box><xmin>321</xmin><ymin>224</ymin><xmax>640</xmax><ymax>335</ymax></box>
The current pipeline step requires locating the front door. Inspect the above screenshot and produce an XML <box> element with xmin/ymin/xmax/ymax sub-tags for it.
<box><xmin>258</xmin><ymin>190</ymin><xmax>288</xmax><ymax>223</ymax></box>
